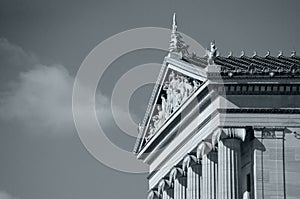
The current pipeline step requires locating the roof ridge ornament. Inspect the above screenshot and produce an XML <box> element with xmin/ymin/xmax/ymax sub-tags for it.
<box><xmin>278</xmin><ymin>51</ymin><xmax>283</xmax><ymax>57</ymax></box>
<box><xmin>240</xmin><ymin>50</ymin><xmax>245</xmax><ymax>57</ymax></box>
<box><xmin>291</xmin><ymin>50</ymin><xmax>296</xmax><ymax>56</ymax></box>
<box><xmin>206</xmin><ymin>40</ymin><xmax>218</xmax><ymax>65</ymax></box>
<box><xmin>228</xmin><ymin>51</ymin><xmax>233</xmax><ymax>58</ymax></box>
<box><xmin>168</xmin><ymin>13</ymin><xmax>189</xmax><ymax>59</ymax></box>
<box><xmin>252</xmin><ymin>51</ymin><xmax>257</xmax><ymax>57</ymax></box>
<box><xmin>265</xmin><ymin>51</ymin><xmax>270</xmax><ymax>57</ymax></box>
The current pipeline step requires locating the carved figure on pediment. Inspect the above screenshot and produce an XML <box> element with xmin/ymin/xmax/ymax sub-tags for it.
<box><xmin>146</xmin><ymin>123</ymin><xmax>155</xmax><ymax>142</ymax></box>
<box><xmin>152</xmin><ymin>115</ymin><xmax>159</xmax><ymax>129</ymax></box>
<box><xmin>173</xmin><ymin>89</ymin><xmax>182</xmax><ymax>110</ymax></box>
<box><xmin>183</xmin><ymin>77</ymin><xmax>193</xmax><ymax>99</ymax></box>
<box><xmin>163</xmin><ymin>83</ymin><xmax>174</xmax><ymax>114</ymax></box>
<box><xmin>177</xmin><ymin>76</ymin><xmax>186</xmax><ymax>101</ymax></box>
<box><xmin>193</xmin><ymin>80</ymin><xmax>200</xmax><ymax>91</ymax></box>
<box><xmin>170</xmin><ymin>74</ymin><xmax>180</xmax><ymax>90</ymax></box>
<box><xmin>153</xmin><ymin>105</ymin><xmax>166</xmax><ymax>129</ymax></box>
<box><xmin>168</xmin><ymin>75</ymin><xmax>183</xmax><ymax>111</ymax></box>
<box><xmin>169</xmin><ymin>71</ymin><xmax>175</xmax><ymax>81</ymax></box>
<box><xmin>161</xmin><ymin>95</ymin><xmax>170</xmax><ymax>118</ymax></box>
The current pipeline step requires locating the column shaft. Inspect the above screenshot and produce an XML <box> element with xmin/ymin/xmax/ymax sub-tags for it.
<box><xmin>187</xmin><ymin>164</ymin><xmax>202</xmax><ymax>199</ymax></box>
<box><xmin>218</xmin><ymin>138</ymin><xmax>241</xmax><ymax>199</ymax></box>
<box><xmin>202</xmin><ymin>151</ymin><xmax>218</xmax><ymax>199</ymax></box>
<box><xmin>162</xmin><ymin>188</ymin><xmax>174</xmax><ymax>199</ymax></box>
<box><xmin>174</xmin><ymin>177</ymin><xmax>186</xmax><ymax>199</ymax></box>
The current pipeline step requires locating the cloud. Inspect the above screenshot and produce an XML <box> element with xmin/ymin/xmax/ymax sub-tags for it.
<box><xmin>0</xmin><ymin>64</ymin><xmax>75</xmax><ymax>134</ymax></box>
<box><xmin>0</xmin><ymin>191</ymin><xmax>18</xmax><ymax>199</ymax></box>
<box><xmin>0</xmin><ymin>38</ymin><xmax>112</xmax><ymax>135</ymax></box>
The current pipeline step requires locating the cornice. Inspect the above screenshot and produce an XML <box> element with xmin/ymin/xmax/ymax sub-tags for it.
<box><xmin>218</xmin><ymin>108</ymin><xmax>300</xmax><ymax>114</ymax></box>
<box><xmin>209</xmin><ymin>83</ymin><xmax>300</xmax><ymax>95</ymax></box>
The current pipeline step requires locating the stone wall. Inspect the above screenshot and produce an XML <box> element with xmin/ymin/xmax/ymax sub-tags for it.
<box><xmin>254</xmin><ymin>130</ymin><xmax>300</xmax><ymax>199</ymax></box>
<box><xmin>284</xmin><ymin>131</ymin><xmax>300</xmax><ymax>199</ymax></box>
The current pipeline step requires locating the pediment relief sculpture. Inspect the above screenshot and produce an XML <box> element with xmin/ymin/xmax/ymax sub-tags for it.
<box><xmin>145</xmin><ymin>70</ymin><xmax>201</xmax><ymax>142</ymax></box>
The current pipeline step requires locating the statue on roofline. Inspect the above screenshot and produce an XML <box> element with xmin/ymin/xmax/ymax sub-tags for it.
<box><xmin>206</xmin><ymin>41</ymin><xmax>218</xmax><ymax>65</ymax></box>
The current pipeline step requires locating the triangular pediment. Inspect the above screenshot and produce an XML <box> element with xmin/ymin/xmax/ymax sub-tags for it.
<box><xmin>134</xmin><ymin>56</ymin><xmax>208</xmax><ymax>154</ymax></box>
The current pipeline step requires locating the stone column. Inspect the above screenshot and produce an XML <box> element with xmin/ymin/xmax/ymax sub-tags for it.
<box><xmin>182</xmin><ymin>154</ymin><xmax>202</xmax><ymax>199</ymax></box>
<box><xmin>202</xmin><ymin>150</ymin><xmax>218</xmax><ymax>199</ymax></box>
<box><xmin>213</xmin><ymin>128</ymin><xmax>246</xmax><ymax>199</ymax></box>
<box><xmin>197</xmin><ymin>141</ymin><xmax>217</xmax><ymax>199</ymax></box>
<box><xmin>169</xmin><ymin>167</ymin><xmax>187</xmax><ymax>199</ymax></box>
<box><xmin>158</xmin><ymin>179</ymin><xmax>173</xmax><ymax>199</ymax></box>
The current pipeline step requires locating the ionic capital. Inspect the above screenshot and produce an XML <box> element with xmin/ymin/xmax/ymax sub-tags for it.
<box><xmin>169</xmin><ymin>166</ymin><xmax>185</xmax><ymax>183</ymax></box>
<box><xmin>196</xmin><ymin>141</ymin><xmax>213</xmax><ymax>159</ymax></box>
<box><xmin>212</xmin><ymin>128</ymin><xmax>246</xmax><ymax>147</ymax></box>
<box><xmin>147</xmin><ymin>189</ymin><xmax>159</xmax><ymax>199</ymax></box>
<box><xmin>182</xmin><ymin>154</ymin><xmax>198</xmax><ymax>172</ymax></box>
<box><xmin>158</xmin><ymin>179</ymin><xmax>172</xmax><ymax>194</ymax></box>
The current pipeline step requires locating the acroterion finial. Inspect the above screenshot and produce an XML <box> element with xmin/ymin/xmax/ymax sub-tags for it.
<box><xmin>168</xmin><ymin>13</ymin><xmax>189</xmax><ymax>58</ymax></box>
<box><xmin>240</xmin><ymin>50</ymin><xmax>245</xmax><ymax>57</ymax></box>
<box><xmin>169</xmin><ymin>13</ymin><xmax>178</xmax><ymax>54</ymax></box>
<box><xmin>172</xmin><ymin>13</ymin><xmax>177</xmax><ymax>33</ymax></box>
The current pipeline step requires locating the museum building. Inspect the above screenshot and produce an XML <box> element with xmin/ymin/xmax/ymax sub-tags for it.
<box><xmin>134</xmin><ymin>14</ymin><xmax>300</xmax><ymax>199</ymax></box>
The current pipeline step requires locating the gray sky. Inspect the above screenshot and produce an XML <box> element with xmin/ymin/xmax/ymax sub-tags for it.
<box><xmin>0</xmin><ymin>0</ymin><xmax>299</xmax><ymax>199</ymax></box>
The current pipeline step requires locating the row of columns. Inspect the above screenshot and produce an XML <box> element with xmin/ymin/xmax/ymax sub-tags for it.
<box><xmin>148</xmin><ymin>128</ymin><xmax>247</xmax><ymax>199</ymax></box>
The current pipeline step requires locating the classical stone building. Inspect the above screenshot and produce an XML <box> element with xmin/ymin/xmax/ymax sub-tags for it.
<box><xmin>134</xmin><ymin>14</ymin><xmax>300</xmax><ymax>199</ymax></box>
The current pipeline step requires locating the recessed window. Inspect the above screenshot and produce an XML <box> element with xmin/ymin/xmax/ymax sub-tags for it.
<box><xmin>247</xmin><ymin>173</ymin><xmax>251</xmax><ymax>192</ymax></box>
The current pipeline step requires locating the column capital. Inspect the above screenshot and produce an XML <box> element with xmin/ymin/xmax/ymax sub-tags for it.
<box><xmin>158</xmin><ymin>178</ymin><xmax>172</xmax><ymax>195</ymax></box>
<box><xmin>196</xmin><ymin>141</ymin><xmax>213</xmax><ymax>159</ymax></box>
<box><xmin>148</xmin><ymin>189</ymin><xmax>159</xmax><ymax>199</ymax></box>
<box><xmin>212</xmin><ymin>128</ymin><xmax>246</xmax><ymax>147</ymax></box>
<box><xmin>182</xmin><ymin>154</ymin><xmax>198</xmax><ymax>172</ymax></box>
<box><xmin>169</xmin><ymin>166</ymin><xmax>185</xmax><ymax>183</ymax></box>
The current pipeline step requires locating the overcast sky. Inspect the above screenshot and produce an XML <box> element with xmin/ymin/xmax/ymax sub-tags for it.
<box><xmin>0</xmin><ymin>0</ymin><xmax>299</xmax><ymax>199</ymax></box>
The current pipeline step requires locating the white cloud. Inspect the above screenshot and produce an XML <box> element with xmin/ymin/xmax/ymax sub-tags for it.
<box><xmin>0</xmin><ymin>191</ymin><xmax>18</xmax><ymax>199</ymax></box>
<box><xmin>0</xmin><ymin>64</ymin><xmax>75</xmax><ymax>134</ymax></box>
<box><xmin>0</xmin><ymin>38</ymin><xmax>113</xmax><ymax>136</ymax></box>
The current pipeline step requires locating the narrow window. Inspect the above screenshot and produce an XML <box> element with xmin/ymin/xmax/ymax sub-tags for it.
<box><xmin>247</xmin><ymin>173</ymin><xmax>251</xmax><ymax>192</ymax></box>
